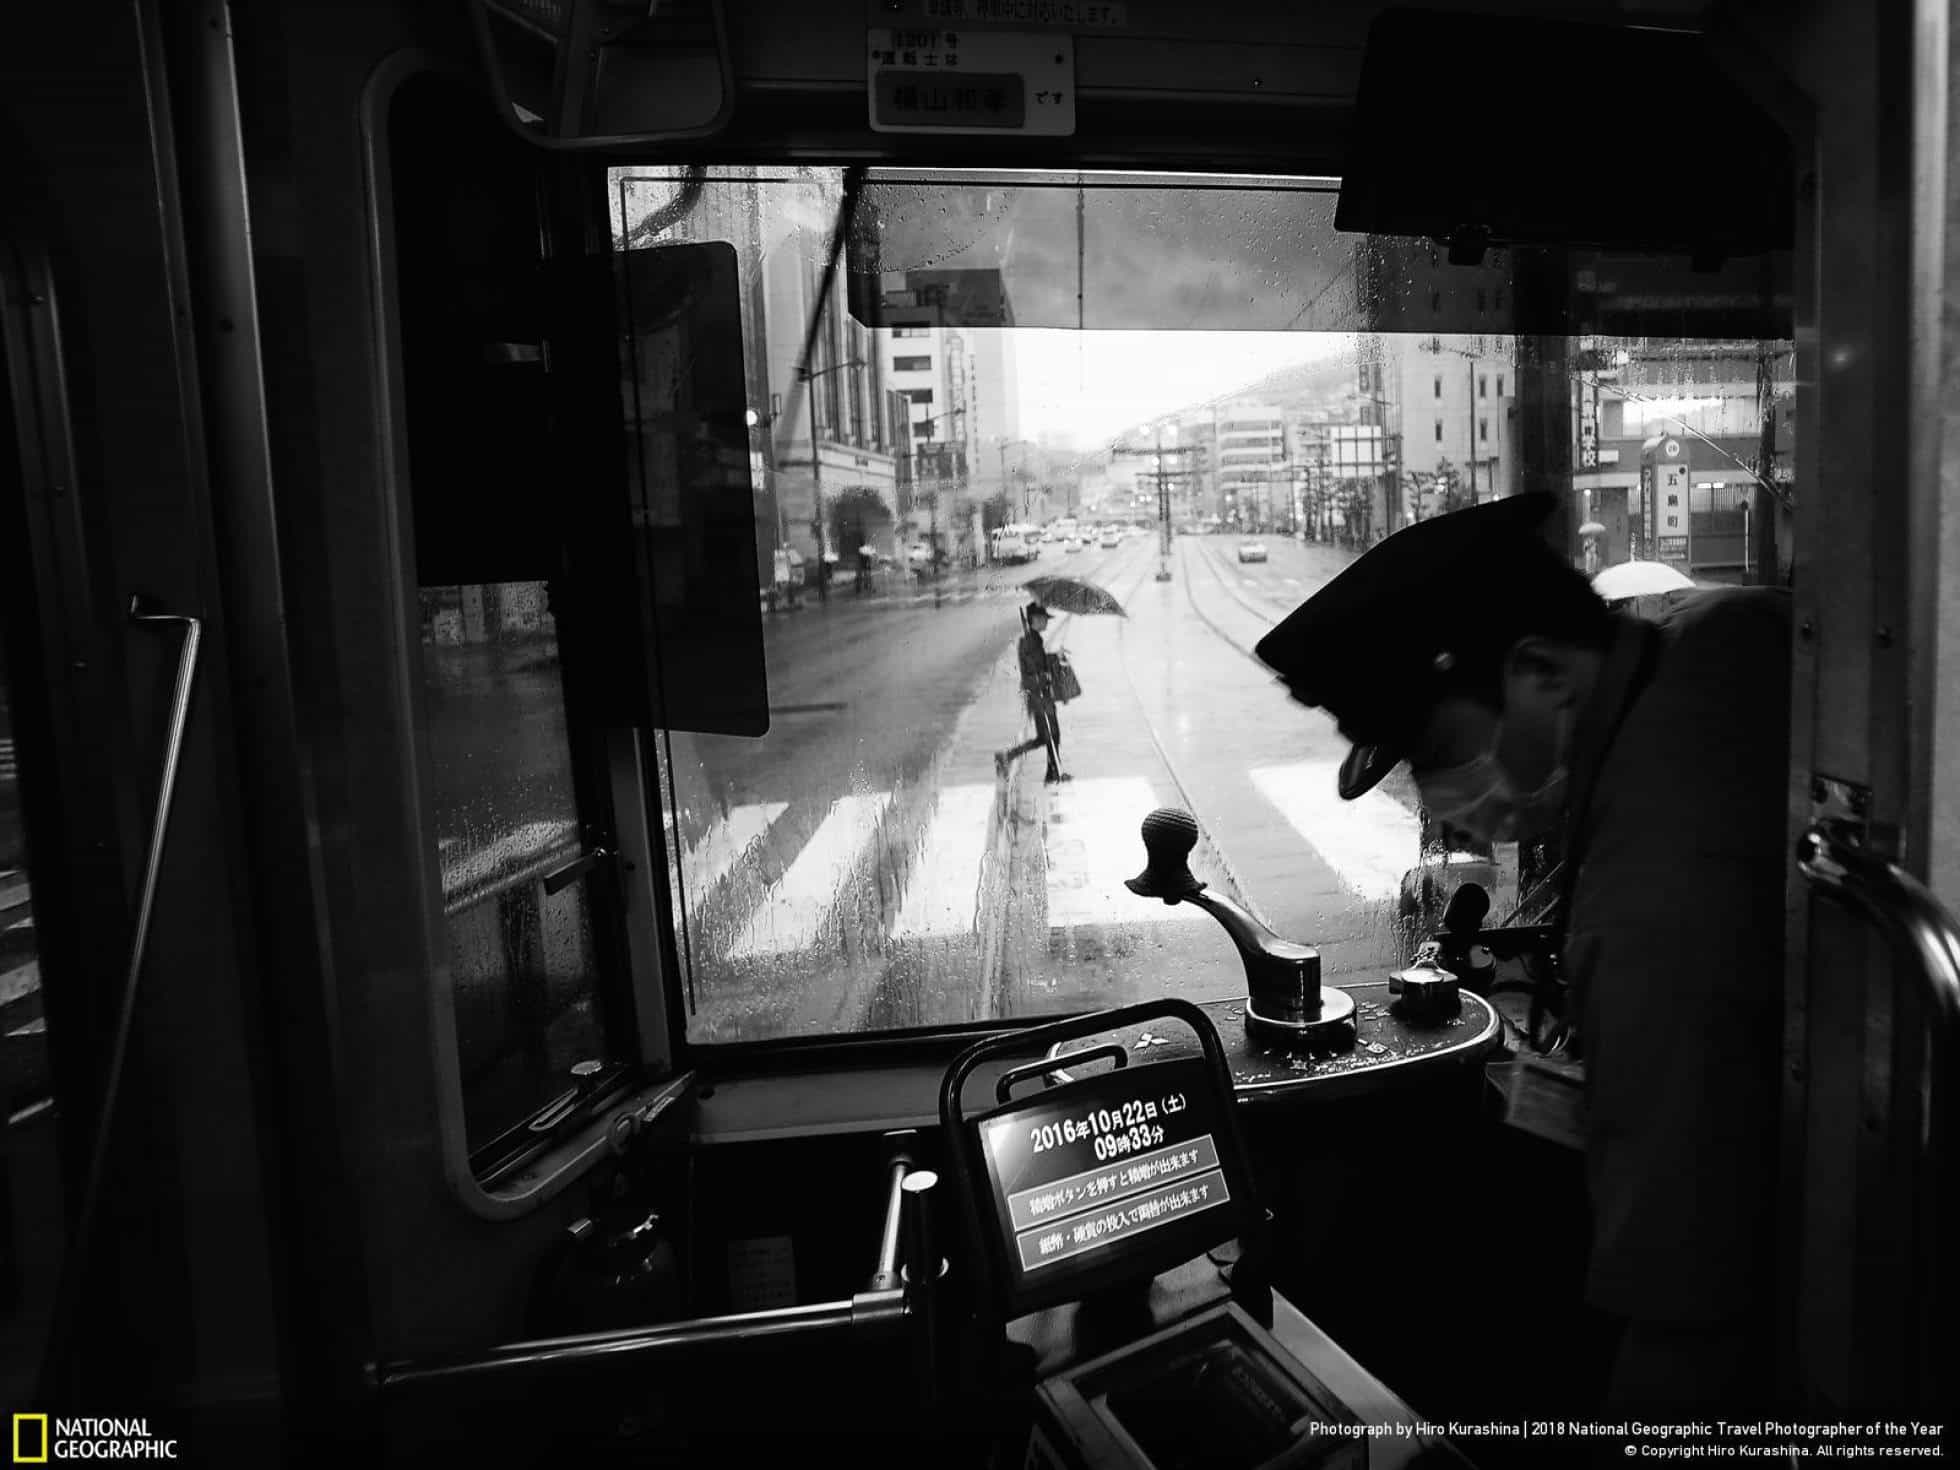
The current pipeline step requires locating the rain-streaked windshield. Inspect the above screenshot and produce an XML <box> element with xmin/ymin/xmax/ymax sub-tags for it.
<box><xmin>607</xmin><ymin>167</ymin><xmax>1793</xmax><ymax>1043</ymax></box>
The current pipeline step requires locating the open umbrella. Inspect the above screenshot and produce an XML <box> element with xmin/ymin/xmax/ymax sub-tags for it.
<box><xmin>1023</xmin><ymin>575</ymin><xmax>1126</xmax><ymax>617</ymax></box>
<box><xmin>1592</xmin><ymin>560</ymin><xmax>1695</xmax><ymax>601</ymax></box>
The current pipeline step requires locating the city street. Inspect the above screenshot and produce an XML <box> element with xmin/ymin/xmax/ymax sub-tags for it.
<box><xmin>661</xmin><ymin>532</ymin><xmax>1434</xmax><ymax>1042</ymax></box>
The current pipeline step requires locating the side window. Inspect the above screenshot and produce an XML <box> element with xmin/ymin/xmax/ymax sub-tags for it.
<box><xmin>391</xmin><ymin>77</ymin><xmax>633</xmax><ymax>1179</ymax></box>
<box><xmin>0</xmin><ymin>647</ymin><xmax>35</xmax><ymax>1120</ymax></box>
<box><xmin>417</xmin><ymin>585</ymin><xmax>617</xmax><ymax>1158</ymax></box>
<box><xmin>0</xmin><ymin>641</ymin><xmax>46</xmax><ymax>1118</ymax></box>
<box><xmin>0</xmin><ymin>612</ymin><xmax>58</xmax><ymax>1401</ymax></box>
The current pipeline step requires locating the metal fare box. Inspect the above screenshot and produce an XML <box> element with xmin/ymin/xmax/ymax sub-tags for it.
<box><xmin>1028</xmin><ymin>1301</ymin><xmax>1370</xmax><ymax>1470</ymax></box>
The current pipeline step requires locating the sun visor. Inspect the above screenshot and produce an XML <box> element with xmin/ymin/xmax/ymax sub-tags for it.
<box><xmin>1333</xmin><ymin>9</ymin><xmax>1794</xmax><ymax>261</ymax></box>
<box><xmin>841</xmin><ymin>168</ymin><xmax>1792</xmax><ymax>341</ymax></box>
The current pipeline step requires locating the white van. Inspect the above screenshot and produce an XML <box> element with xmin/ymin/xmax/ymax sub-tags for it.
<box><xmin>991</xmin><ymin>526</ymin><xmax>1035</xmax><ymax>564</ymax></box>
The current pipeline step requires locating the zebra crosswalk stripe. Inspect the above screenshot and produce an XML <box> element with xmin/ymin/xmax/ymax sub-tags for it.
<box><xmin>1043</xmin><ymin>778</ymin><xmax>1203</xmax><ymax>930</ymax></box>
<box><xmin>891</xmin><ymin>784</ymin><xmax>995</xmax><ymax>940</ymax></box>
<box><xmin>673</xmin><ymin>801</ymin><xmax>789</xmax><ymax>904</ymax></box>
<box><xmin>655</xmin><ymin>763</ymin><xmax>1423</xmax><ymax>960</ymax></box>
<box><xmin>725</xmin><ymin>792</ymin><xmax>889</xmax><ymax>960</ymax></box>
<box><xmin>1249</xmin><ymin>762</ymin><xmax>1419</xmax><ymax>902</ymax></box>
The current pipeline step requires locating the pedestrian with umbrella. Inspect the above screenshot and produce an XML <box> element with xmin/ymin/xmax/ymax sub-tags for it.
<box><xmin>995</xmin><ymin>602</ymin><xmax>1072</xmax><ymax>784</ymax></box>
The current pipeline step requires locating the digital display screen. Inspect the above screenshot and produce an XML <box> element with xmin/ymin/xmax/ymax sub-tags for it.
<box><xmin>977</xmin><ymin>1058</ymin><xmax>1235</xmax><ymax>1302</ymax></box>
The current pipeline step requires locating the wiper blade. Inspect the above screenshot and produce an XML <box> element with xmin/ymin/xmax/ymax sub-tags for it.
<box><xmin>771</xmin><ymin>165</ymin><xmax>866</xmax><ymax>464</ymax></box>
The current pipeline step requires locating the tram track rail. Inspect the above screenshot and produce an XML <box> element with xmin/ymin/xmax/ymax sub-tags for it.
<box><xmin>1106</xmin><ymin>540</ymin><xmax>1281</xmax><ymax>932</ymax></box>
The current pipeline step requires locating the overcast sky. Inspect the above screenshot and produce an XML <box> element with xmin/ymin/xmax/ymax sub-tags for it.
<box><xmin>1012</xmin><ymin>330</ymin><xmax>1354</xmax><ymax>449</ymax></box>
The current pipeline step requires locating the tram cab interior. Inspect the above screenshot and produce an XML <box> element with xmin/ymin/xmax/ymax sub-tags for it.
<box><xmin>1</xmin><ymin>0</ymin><xmax>1956</xmax><ymax>1464</ymax></box>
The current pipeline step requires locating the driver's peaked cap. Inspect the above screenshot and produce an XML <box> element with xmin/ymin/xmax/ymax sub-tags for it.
<box><xmin>1252</xmin><ymin>493</ymin><xmax>1572</xmax><ymax>800</ymax></box>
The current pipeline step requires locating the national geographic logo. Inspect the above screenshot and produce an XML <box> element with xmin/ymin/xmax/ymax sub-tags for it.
<box><xmin>11</xmin><ymin>1417</ymin><xmax>178</xmax><ymax>1461</ymax></box>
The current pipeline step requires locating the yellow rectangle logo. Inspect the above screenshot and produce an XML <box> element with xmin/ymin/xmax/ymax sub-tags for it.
<box><xmin>12</xmin><ymin>1414</ymin><xmax>48</xmax><ymax>1464</ymax></box>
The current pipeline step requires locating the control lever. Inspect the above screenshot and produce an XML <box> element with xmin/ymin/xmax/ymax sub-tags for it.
<box><xmin>1414</xmin><ymin>880</ymin><xmax>1571</xmax><ymax>1053</ymax></box>
<box><xmin>1126</xmin><ymin>808</ymin><xmax>1356</xmax><ymax>1048</ymax></box>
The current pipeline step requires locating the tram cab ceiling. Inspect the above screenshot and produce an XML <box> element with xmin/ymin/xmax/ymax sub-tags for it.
<box><xmin>473</xmin><ymin>1</ymin><xmax>1791</xmax><ymax>339</ymax></box>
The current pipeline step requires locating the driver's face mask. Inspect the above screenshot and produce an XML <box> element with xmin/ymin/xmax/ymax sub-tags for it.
<box><xmin>1416</xmin><ymin>710</ymin><xmax>1570</xmax><ymax>843</ymax></box>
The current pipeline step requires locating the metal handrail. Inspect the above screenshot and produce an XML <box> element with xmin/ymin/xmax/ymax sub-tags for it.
<box><xmin>440</xmin><ymin>826</ymin><xmax>581</xmax><ymax>918</ymax></box>
<box><xmin>39</xmin><ymin>599</ymin><xmax>201</xmax><ymax>1399</ymax></box>
<box><xmin>375</xmin><ymin>1291</ymin><xmax>909</xmax><ymax>1392</ymax></box>
<box><xmin>1798</xmin><ymin>822</ymin><xmax>1960</xmax><ymax>1030</ymax></box>
<box><xmin>377</xmin><ymin>1161</ymin><xmax>930</xmax><ymax>1395</ymax></box>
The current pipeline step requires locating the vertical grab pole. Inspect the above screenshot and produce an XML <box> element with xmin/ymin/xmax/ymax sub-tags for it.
<box><xmin>123</xmin><ymin>597</ymin><xmax>204</xmax><ymax>1028</ymax></box>
<box><xmin>38</xmin><ymin>597</ymin><xmax>201</xmax><ymax>1400</ymax></box>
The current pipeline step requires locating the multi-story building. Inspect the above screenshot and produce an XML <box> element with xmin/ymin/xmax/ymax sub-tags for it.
<box><xmin>1361</xmin><ymin>333</ymin><xmax>1517</xmax><ymax>528</ymax></box>
<box><xmin>757</xmin><ymin>243</ymin><xmax>901</xmax><ymax>568</ymax></box>
<box><xmin>1574</xmin><ymin>339</ymin><xmax>1793</xmax><ymax>576</ymax></box>
<box><xmin>1211</xmin><ymin>402</ymin><xmax>1291</xmax><ymax>531</ymax></box>
<box><xmin>614</xmin><ymin>167</ymin><xmax>903</xmax><ymax>576</ymax></box>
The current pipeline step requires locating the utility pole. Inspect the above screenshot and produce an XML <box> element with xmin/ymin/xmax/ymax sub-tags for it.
<box><xmin>1155</xmin><ymin>421</ymin><xmax>1171</xmax><ymax>581</ymax></box>
<box><xmin>1110</xmin><ymin>428</ymin><xmax>1195</xmax><ymax>580</ymax></box>
<box><xmin>1281</xmin><ymin>423</ymin><xmax>1296</xmax><ymax>536</ymax></box>
<box><xmin>798</xmin><ymin>354</ymin><xmax>866</xmax><ymax>606</ymax></box>
<box><xmin>809</xmin><ymin>377</ymin><xmax>827</xmax><ymax>604</ymax></box>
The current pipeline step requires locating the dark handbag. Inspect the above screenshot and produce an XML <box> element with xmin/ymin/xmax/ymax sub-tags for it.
<box><xmin>1046</xmin><ymin>650</ymin><xmax>1082</xmax><ymax>702</ymax></box>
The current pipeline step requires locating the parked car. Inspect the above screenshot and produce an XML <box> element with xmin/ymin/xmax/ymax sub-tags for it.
<box><xmin>1099</xmin><ymin>530</ymin><xmax>1122</xmax><ymax>548</ymax></box>
<box><xmin>1064</xmin><ymin>537</ymin><xmax>1085</xmax><ymax>554</ymax></box>
<box><xmin>1237</xmin><ymin>540</ymin><xmax>1268</xmax><ymax>563</ymax></box>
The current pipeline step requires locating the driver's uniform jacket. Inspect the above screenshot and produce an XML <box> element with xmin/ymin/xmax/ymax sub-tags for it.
<box><xmin>1557</xmin><ymin>587</ymin><xmax>1791</xmax><ymax>1324</ymax></box>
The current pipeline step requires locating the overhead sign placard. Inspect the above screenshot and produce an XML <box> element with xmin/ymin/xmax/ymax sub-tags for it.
<box><xmin>910</xmin><ymin>0</ymin><xmax>1127</xmax><ymax>23</ymax></box>
<box><xmin>868</xmin><ymin>28</ymin><xmax>1076</xmax><ymax>135</ymax></box>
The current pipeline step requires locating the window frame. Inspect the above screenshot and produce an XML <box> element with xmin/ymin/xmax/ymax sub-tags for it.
<box><xmin>366</xmin><ymin>62</ymin><xmax>681</xmax><ymax>1222</ymax></box>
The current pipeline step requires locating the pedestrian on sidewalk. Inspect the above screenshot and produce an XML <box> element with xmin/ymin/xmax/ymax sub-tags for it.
<box><xmin>994</xmin><ymin>601</ymin><xmax>1069</xmax><ymax>784</ymax></box>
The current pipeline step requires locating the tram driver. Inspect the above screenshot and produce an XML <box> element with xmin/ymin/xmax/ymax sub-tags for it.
<box><xmin>1254</xmin><ymin>493</ymin><xmax>1792</xmax><ymax>1422</ymax></box>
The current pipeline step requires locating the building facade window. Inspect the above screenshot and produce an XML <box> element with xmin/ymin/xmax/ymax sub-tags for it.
<box><xmin>1497</xmin><ymin>375</ymin><xmax>1505</xmax><ymax>397</ymax></box>
<box><xmin>1479</xmin><ymin>376</ymin><xmax>1488</xmax><ymax>398</ymax></box>
<box><xmin>1435</xmin><ymin>421</ymin><xmax>1443</xmax><ymax>442</ymax></box>
<box><xmin>1434</xmin><ymin>377</ymin><xmax>1442</xmax><ymax>398</ymax></box>
<box><xmin>1479</xmin><ymin>418</ymin><xmax>1488</xmax><ymax>441</ymax></box>
<box><xmin>1477</xmin><ymin>288</ymin><xmax>1487</xmax><ymax>312</ymax></box>
<box><xmin>892</xmin><ymin>325</ymin><xmax>929</xmax><ymax>338</ymax></box>
<box><xmin>893</xmin><ymin>355</ymin><xmax>932</xmax><ymax>372</ymax></box>
<box><xmin>904</xmin><ymin>387</ymin><xmax>934</xmax><ymax>404</ymax></box>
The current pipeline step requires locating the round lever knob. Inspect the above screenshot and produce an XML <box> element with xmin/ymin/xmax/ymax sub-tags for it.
<box><xmin>1388</xmin><ymin>963</ymin><xmax>1461</xmax><ymax>1024</ymax></box>
<box><xmin>1125</xmin><ymin>807</ymin><xmax>1207</xmax><ymax>901</ymax></box>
